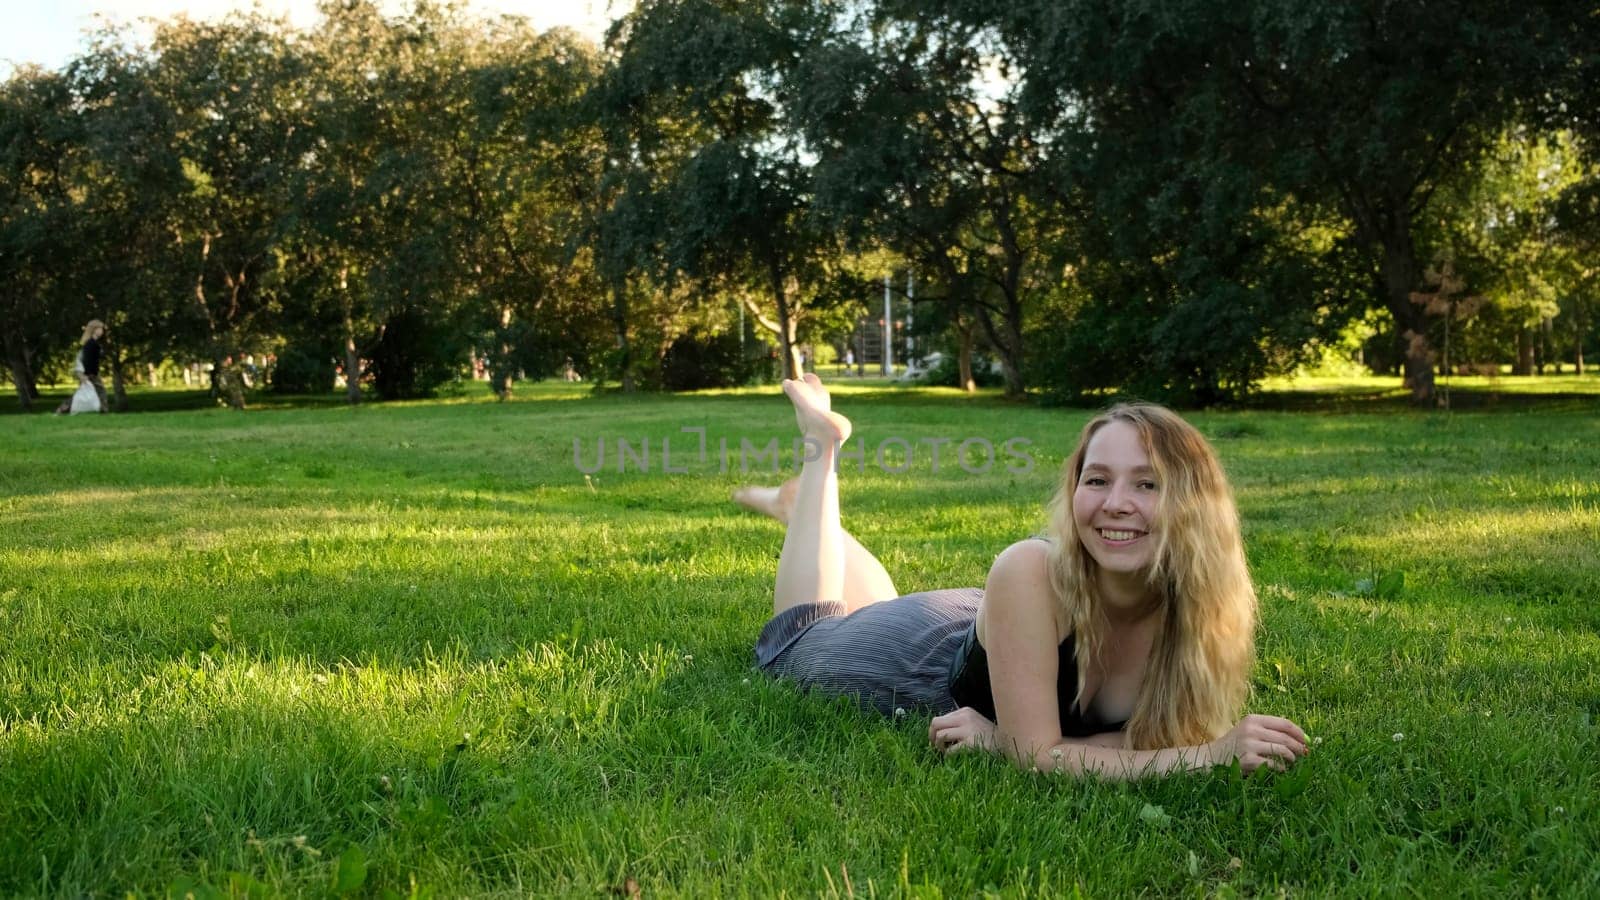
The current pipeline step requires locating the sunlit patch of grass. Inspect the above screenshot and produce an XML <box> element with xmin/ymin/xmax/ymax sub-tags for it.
<box><xmin>2</xmin><ymin>382</ymin><xmax>1598</xmax><ymax>894</ymax></box>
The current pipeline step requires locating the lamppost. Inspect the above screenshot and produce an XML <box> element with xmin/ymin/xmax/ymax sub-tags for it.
<box><xmin>906</xmin><ymin>271</ymin><xmax>914</xmax><ymax>362</ymax></box>
<box><xmin>882</xmin><ymin>274</ymin><xmax>893</xmax><ymax>375</ymax></box>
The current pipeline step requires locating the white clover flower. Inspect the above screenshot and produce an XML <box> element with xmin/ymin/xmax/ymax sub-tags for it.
<box><xmin>1553</xmin><ymin>806</ymin><xmax>1565</xmax><ymax>815</ymax></box>
<box><xmin>893</xmin><ymin>707</ymin><xmax>907</xmax><ymax>718</ymax></box>
<box><xmin>1392</xmin><ymin>732</ymin><xmax>1405</xmax><ymax>742</ymax></box>
<box><xmin>682</xmin><ymin>654</ymin><xmax>693</xmax><ymax>662</ymax></box>
<box><xmin>1313</xmin><ymin>736</ymin><xmax>1323</xmax><ymax>745</ymax></box>
<box><xmin>741</xmin><ymin>677</ymin><xmax>750</xmax><ymax>684</ymax></box>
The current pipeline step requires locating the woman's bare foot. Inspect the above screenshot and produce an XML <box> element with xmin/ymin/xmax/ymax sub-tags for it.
<box><xmin>732</xmin><ymin>477</ymin><xmax>799</xmax><ymax>524</ymax></box>
<box><xmin>782</xmin><ymin>373</ymin><xmax>852</xmax><ymax>444</ymax></box>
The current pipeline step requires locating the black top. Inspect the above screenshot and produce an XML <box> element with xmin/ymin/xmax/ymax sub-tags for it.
<box><xmin>947</xmin><ymin>622</ymin><xmax>1128</xmax><ymax>737</ymax></box>
<box><xmin>80</xmin><ymin>337</ymin><xmax>101</xmax><ymax>377</ymax></box>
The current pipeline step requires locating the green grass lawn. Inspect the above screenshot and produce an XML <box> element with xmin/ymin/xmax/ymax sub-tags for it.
<box><xmin>1</xmin><ymin>378</ymin><xmax>1597</xmax><ymax>896</ymax></box>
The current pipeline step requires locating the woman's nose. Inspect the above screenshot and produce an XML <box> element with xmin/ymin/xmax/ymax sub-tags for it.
<box><xmin>1102</xmin><ymin>483</ymin><xmax>1135</xmax><ymax>514</ymax></box>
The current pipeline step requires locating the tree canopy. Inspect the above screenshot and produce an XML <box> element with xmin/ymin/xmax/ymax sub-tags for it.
<box><xmin>3</xmin><ymin>0</ymin><xmax>1596</xmax><ymax>407</ymax></box>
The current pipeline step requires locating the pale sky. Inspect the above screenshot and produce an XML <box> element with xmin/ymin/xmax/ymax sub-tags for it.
<box><xmin>0</xmin><ymin>1</ymin><xmax>633</xmax><ymax>77</ymax></box>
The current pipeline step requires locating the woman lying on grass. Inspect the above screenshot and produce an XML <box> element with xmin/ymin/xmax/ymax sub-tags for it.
<box><xmin>734</xmin><ymin>374</ymin><xmax>1309</xmax><ymax>779</ymax></box>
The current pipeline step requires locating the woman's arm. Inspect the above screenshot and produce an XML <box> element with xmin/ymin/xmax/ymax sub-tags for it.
<box><xmin>932</xmin><ymin>707</ymin><xmax>1308</xmax><ymax>780</ymax></box>
<box><xmin>974</xmin><ymin>540</ymin><xmax>1071</xmax><ymax>760</ymax></box>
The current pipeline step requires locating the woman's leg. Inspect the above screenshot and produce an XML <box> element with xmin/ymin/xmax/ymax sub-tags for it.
<box><xmin>735</xmin><ymin>479</ymin><xmax>899</xmax><ymax>610</ymax></box>
<box><xmin>770</xmin><ymin>375</ymin><xmax>864</xmax><ymax>617</ymax></box>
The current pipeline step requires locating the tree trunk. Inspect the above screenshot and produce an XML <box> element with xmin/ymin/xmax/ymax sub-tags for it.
<box><xmin>610</xmin><ymin>281</ymin><xmax>634</xmax><ymax>393</ymax></box>
<box><xmin>342</xmin><ymin>303</ymin><xmax>362</xmax><ymax>405</ymax></box>
<box><xmin>3</xmin><ymin>328</ymin><xmax>34</xmax><ymax>411</ymax></box>
<box><xmin>1576</xmin><ymin>323</ymin><xmax>1585</xmax><ymax>376</ymax></box>
<box><xmin>1515</xmin><ymin>328</ymin><xmax>1534</xmax><ymax>375</ymax></box>
<box><xmin>768</xmin><ymin>260</ymin><xmax>800</xmax><ymax>380</ymax></box>
<box><xmin>334</xmin><ymin>267</ymin><xmax>361</xmax><ymax>405</ymax></box>
<box><xmin>343</xmin><ymin>341</ymin><xmax>362</xmax><ymax>404</ymax></box>
<box><xmin>1377</xmin><ymin>218</ymin><xmax>1434</xmax><ymax>404</ymax></box>
<box><xmin>974</xmin><ymin>304</ymin><xmax>1025</xmax><ymax>398</ymax></box>
<box><xmin>956</xmin><ymin>315</ymin><xmax>976</xmax><ymax>393</ymax></box>
<box><xmin>495</xmin><ymin>305</ymin><xmax>514</xmax><ymax>400</ymax></box>
<box><xmin>1001</xmin><ymin>312</ymin><xmax>1024</xmax><ymax>397</ymax></box>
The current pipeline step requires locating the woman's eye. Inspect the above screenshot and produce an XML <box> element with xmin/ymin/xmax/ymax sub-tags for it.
<box><xmin>1139</xmin><ymin>481</ymin><xmax>1158</xmax><ymax>491</ymax></box>
<box><xmin>1083</xmin><ymin>476</ymin><xmax>1106</xmax><ymax>486</ymax></box>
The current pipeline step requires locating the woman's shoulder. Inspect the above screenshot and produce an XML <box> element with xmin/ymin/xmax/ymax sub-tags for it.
<box><xmin>978</xmin><ymin>538</ymin><xmax>1063</xmax><ymax>641</ymax></box>
<box><xmin>990</xmin><ymin>537</ymin><xmax>1053</xmax><ymax>577</ymax></box>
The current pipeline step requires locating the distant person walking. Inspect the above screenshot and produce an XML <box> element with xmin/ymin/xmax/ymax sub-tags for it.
<box><xmin>56</xmin><ymin>320</ymin><xmax>108</xmax><ymax>415</ymax></box>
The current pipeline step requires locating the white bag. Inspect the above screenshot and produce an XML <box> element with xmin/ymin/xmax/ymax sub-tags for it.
<box><xmin>71</xmin><ymin>350</ymin><xmax>85</xmax><ymax>378</ymax></box>
<box><xmin>69</xmin><ymin>381</ymin><xmax>101</xmax><ymax>414</ymax></box>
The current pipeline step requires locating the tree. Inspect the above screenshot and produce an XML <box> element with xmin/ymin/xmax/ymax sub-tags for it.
<box><xmin>1423</xmin><ymin>130</ymin><xmax>1594</xmax><ymax>375</ymax></box>
<box><xmin>449</xmin><ymin>22</ymin><xmax>607</xmax><ymax>398</ymax></box>
<box><xmin>603</xmin><ymin>0</ymin><xmax>843</xmax><ymax>382</ymax></box>
<box><xmin>296</xmin><ymin>1</ymin><xmax>476</xmax><ymax>402</ymax></box>
<box><xmin>141</xmin><ymin>11</ymin><xmax>311</xmax><ymax>408</ymax></box>
<box><xmin>796</xmin><ymin>4</ymin><xmax>1062</xmax><ymax>398</ymax></box>
<box><xmin>998</xmin><ymin>0</ymin><xmax>1593</xmax><ymax>404</ymax></box>
<box><xmin>0</xmin><ymin>66</ymin><xmax>82</xmax><ymax>410</ymax></box>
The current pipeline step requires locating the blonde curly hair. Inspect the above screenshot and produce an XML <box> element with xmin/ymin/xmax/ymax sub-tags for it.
<box><xmin>1045</xmin><ymin>404</ymin><xmax>1256</xmax><ymax>751</ymax></box>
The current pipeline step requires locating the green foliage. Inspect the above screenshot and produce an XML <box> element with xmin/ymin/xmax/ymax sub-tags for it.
<box><xmin>922</xmin><ymin>352</ymin><xmax>1004</xmax><ymax>390</ymax></box>
<box><xmin>659</xmin><ymin>330</ymin><xmax>770</xmax><ymax>391</ymax></box>
<box><xmin>367</xmin><ymin>306</ymin><xmax>472</xmax><ymax>400</ymax></box>
<box><xmin>997</xmin><ymin>0</ymin><xmax>1596</xmax><ymax>402</ymax></box>
<box><xmin>271</xmin><ymin>340</ymin><xmax>337</xmax><ymax>395</ymax></box>
<box><xmin>4</xmin><ymin>0</ymin><xmax>1600</xmax><ymax>412</ymax></box>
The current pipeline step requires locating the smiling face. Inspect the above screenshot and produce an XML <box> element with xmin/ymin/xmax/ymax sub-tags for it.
<box><xmin>1071</xmin><ymin>420</ymin><xmax>1160</xmax><ymax>581</ymax></box>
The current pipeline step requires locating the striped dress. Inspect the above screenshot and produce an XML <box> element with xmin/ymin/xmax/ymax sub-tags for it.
<box><xmin>754</xmin><ymin>588</ymin><xmax>982</xmax><ymax>716</ymax></box>
<box><xmin>755</xmin><ymin>587</ymin><xmax>1130</xmax><ymax>736</ymax></box>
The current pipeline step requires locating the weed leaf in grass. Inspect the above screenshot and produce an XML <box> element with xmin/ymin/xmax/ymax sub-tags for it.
<box><xmin>1139</xmin><ymin>803</ymin><xmax>1173</xmax><ymax>827</ymax></box>
<box><xmin>1354</xmin><ymin>571</ymin><xmax>1406</xmax><ymax>600</ymax></box>
<box><xmin>225</xmin><ymin>870</ymin><xmax>273</xmax><ymax>899</ymax></box>
<box><xmin>1272</xmin><ymin>757</ymin><xmax>1314</xmax><ymax>799</ymax></box>
<box><xmin>333</xmin><ymin>845</ymin><xmax>369</xmax><ymax>895</ymax></box>
<box><xmin>166</xmin><ymin>876</ymin><xmax>224</xmax><ymax>900</ymax></box>
<box><xmin>1376</xmin><ymin>570</ymin><xmax>1406</xmax><ymax>600</ymax></box>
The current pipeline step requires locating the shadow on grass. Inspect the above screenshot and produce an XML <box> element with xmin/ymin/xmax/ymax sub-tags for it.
<box><xmin>1244</xmin><ymin>381</ymin><xmax>1600</xmax><ymax>414</ymax></box>
<box><xmin>1</xmin><ymin>387</ymin><xmax>364</xmax><ymax>416</ymax></box>
<box><xmin>0</xmin><ymin>377</ymin><xmax>533</xmax><ymax>417</ymax></box>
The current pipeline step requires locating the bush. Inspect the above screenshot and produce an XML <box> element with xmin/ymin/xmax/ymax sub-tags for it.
<box><xmin>920</xmin><ymin>351</ymin><xmax>1006</xmax><ymax>389</ymax></box>
<box><xmin>660</xmin><ymin>331</ymin><xmax>772</xmax><ymax>391</ymax></box>
<box><xmin>368</xmin><ymin>307</ymin><xmax>472</xmax><ymax>400</ymax></box>
<box><xmin>271</xmin><ymin>341</ymin><xmax>337</xmax><ymax>394</ymax></box>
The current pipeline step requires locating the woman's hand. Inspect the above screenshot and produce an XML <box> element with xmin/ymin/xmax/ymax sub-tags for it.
<box><xmin>1205</xmin><ymin>714</ymin><xmax>1310</xmax><ymax>774</ymax></box>
<box><xmin>929</xmin><ymin>706</ymin><xmax>997</xmax><ymax>755</ymax></box>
